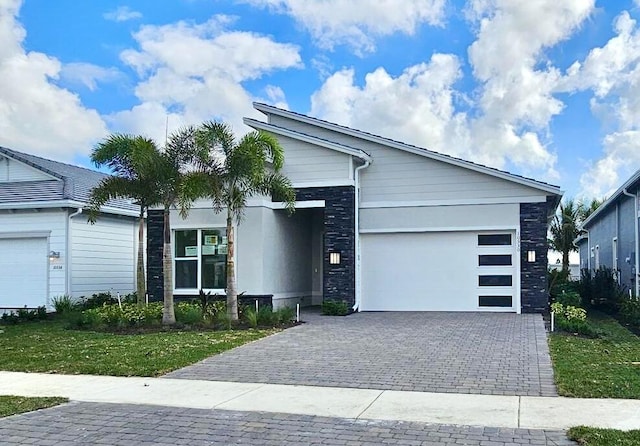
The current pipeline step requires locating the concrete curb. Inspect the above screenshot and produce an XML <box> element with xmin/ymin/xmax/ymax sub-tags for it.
<box><xmin>1</xmin><ymin>371</ymin><xmax>638</xmax><ymax>430</ymax></box>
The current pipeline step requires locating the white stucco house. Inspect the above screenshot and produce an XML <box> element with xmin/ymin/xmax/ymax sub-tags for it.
<box><xmin>0</xmin><ymin>147</ymin><xmax>139</xmax><ymax>312</ymax></box>
<box><xmin>145</xmin><ymin>103</ymin><xmax>563</xmax><ymax>314</ymax></box>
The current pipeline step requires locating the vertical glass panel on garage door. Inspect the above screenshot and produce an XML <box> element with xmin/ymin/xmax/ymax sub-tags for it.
<box><xmin>476</xmin><ymin>233</ymin><xmax>515</xmax><ymax>310</ymax></box>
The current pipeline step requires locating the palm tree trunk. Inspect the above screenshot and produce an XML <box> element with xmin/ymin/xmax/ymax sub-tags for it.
<box><xmin>226</xmin><ymin>211</ymin><xmax>238</xmax><ymax>321</ymax></box>
<box><xmin>562</xmin><ymin>250</ymin><xmax>570</xmax><ymax>274</ymax></box>
<box><xmin>136</xmin><ymin>209</ymin><xmax>146</xmax><ymax>305</ymax></box>
<box><xmin>162</xmin><ymin>205</ymin><xmax>175</xmax><ymax>325</ymax></box>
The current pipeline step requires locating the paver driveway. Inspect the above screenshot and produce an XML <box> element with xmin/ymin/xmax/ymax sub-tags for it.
<box><xmin>0</xmin><ymin>402</ymin><xmax>576</xmax><ymax>445</ymax></box>
<box><xmin>167</xmin><ymin>311</ymin><xmax>557</xmax><ymax>396</ymax></box>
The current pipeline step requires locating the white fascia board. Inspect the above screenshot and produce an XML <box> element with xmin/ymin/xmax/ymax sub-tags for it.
<box><xmin>253</xmin><ymin>102</ymin><xmax>562</xmax><ymax>197</ymax></box>
<box><xmin>360</xmin><ymin>225</ymin><xmax>518</xmax><ymax>234</ymax></box>
<box><xmin>244</xmin><ymin>117</ymin><xmax>373</xmax><ymax>163</ymax></box>
<box><xmin>360</xmin><ymin>196</ymin><xmax>546</xmax><ymax>209</ymax></box>
<box><xmin>292</xmin><ymin>179</ymin><xmax>355</xmax><ymax>188</ymax></box>
<box><xmin>0</xmin><ymin>199</ymin><xmax>139</xmax><ymax>218</ymax></box>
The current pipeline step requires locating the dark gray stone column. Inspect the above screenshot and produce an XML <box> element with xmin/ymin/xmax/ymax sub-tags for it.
<box><xmin>146</xmin><ymin>209</ymin><xmax>164</xmax><ymax>301</ymax></box>
<box><xmin>296</xmin><ymin>186</ymin><xmax>356</xmax><ymax>307</ymax></box>
<box><xmin>520</xmin><ymin>202</ymin><xmax>549</xmax><ymax>313</ymax></box>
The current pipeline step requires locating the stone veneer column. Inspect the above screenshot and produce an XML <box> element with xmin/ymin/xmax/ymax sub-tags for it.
<box><xmin>520</xmin><ymin>201</ymin><xmax>550</xmax><ymax>313</ymax></box>
<box><xmin>146</xmin><ymin>209</ymin><xmax>164</xmax><ymax>301</ymax></box>
<box><xmin>296</xmin><ymin>186</ymin><xmax>356</xmax><ymax>307</ymax></box>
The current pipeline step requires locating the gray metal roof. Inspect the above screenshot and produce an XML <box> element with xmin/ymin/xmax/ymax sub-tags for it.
<box><xmin>0</xmin><ymin>146</ymin><xmax>138</xmax><ymax>212</ymax></box>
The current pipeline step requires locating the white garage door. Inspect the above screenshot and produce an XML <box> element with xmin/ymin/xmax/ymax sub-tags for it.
<box><xmin>360</xmin><ymin>231</ymin><xmax>516</xmax><ymax>312</ymax></box>
<box><xmin>0</xmin><ymin>237</ymin><xmax>48</xmax><ymax>309</ymax></box>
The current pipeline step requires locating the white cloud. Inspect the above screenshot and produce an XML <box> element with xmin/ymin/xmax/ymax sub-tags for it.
<box><xmin>113</xmin><ymin>16</ymin><xmax>302</xmax><ymax>140</ymax></box>
<box><xmin>561</xmin><ymin>11</ymin><xmax>640</xmax><ymax>197</ymax></box>
<box><xmin>104</xmin><ymin>6</ymin><xmax>142</xmax><ymax>22</ymax></box>
<box><xmin>60</xmin><ymin>62</ymin><xmax>123</xmax><ymax>91</ymax></box>
<box><xmin>311</xmin><ymin>55</ymin><xmax>471</xmax><ymax>158</ymax></box>
<box><xmin>0</xmin><ymin>0</ymin><xmax>106</xmax><ymax>160</ymax></box>
<box><xmin>310</xmin><ymin>1</ymin><xmax>595</xmax><ymax>181</ymax></box>
<box><xmin>244</xmin><ymin>0</ymin><xmax>446</xmax><ymax>54</ymax></box>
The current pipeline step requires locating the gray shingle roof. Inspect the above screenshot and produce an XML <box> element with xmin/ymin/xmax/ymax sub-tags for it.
<box><xmin>0</xmin><ymin>146</ymin><xmax>138</xmax><ymax>213</ymax></box>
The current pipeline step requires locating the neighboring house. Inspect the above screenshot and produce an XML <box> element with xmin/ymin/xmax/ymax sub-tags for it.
<box><xmin>147</xmin><ymin>103</ymin><xmax>563</xmax><ymax>313</ymax></box>
<box><xmin>576</xmin><ymin>169</ymin><xmax>640</xmax><ymax>297</ymax></box>
<box><xmin>0</xmin><ymin>147</ymin><xmax>139</xmax><ymax>311</ymax></box>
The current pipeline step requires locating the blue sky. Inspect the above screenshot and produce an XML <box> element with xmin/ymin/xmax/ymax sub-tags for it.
<box><xmin>2</xmin><ymin>0</ymin><xmax>640</xmax><ymax>199</ymax></box>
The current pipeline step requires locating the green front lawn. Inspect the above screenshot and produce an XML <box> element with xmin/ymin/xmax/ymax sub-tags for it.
<box><xmin>549</xmin><ymin>313</ymin><xmax>640</xmax><ymax>398</ymax></box>
<box><xmin>568</xmin><ymin>426</ymin><xmax>640</xmax><ymax>445</ymax></box>
<box><xmin>0</xmin><ymin>321</ymin><xmax>278</xmax><ymax>376</ymax></box>
<box><xmin>0</xmin><ymin>396</ymin><xmax>68</xmax><ymax>418</ymax></box>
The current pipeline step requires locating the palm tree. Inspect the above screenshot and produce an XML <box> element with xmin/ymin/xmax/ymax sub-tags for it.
<box><xmin>189</xmin><ymin>122</ymin><xmax>295</xmax><ymax>320</ymax></box>
<box><xmin>156</xmin><ymin>126</ymin><xmax>199</xmax><ymax>325</ymax></box>
<box><xmin>549</xmin><ymin>199</ymin><xmax>582</xmax><ymax>273</ymax></box>
<box><xmin>579</xmin><ymin>197</ymin><xmax>603</xmax><ymax>221</ymax></box>
<box><xmin>88</xmin><ymin>135</ymin><xmax>161</xmax><ymax>305</ymax></box>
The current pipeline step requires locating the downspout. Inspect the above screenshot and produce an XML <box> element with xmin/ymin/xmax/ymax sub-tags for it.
<box><xmin>622</xmin><ymin>188</ymin><xmax>639</xmax><ymax>297</ymax></box>
<box><xmin>66</xmin><ymin>208</ymin><xmax>83</xmax><ymax>297</ymax></box>
<box><xmin>352</xmin><ymin>158</ymin><xmax>371</xmax><ymax>312</ymax></box>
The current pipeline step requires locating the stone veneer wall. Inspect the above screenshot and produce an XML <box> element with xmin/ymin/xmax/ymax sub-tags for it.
<box><xmin>296</xmin><ymin>186</ymin><xmax>356</xmax><ymax>307</ymax></box>
<box><xmin>146</xmin><ymin>210</ymin><xmax>165</xmax><ymax>301</ymax></box>
<box><xmin>520</xmin><ymin>201</ymin><xmax>550</xmax><ymax>313</ymax></box>
<box><xmin>146</xmin><ymin>186</ymin><xmax>356</xmax><ymax>306</ymax></box>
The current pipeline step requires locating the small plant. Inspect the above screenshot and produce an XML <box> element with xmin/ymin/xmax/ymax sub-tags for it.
<box><xmin>322</xmin><ymin>300</ymin><xmax>350</xmax><ymax>316</ymax></box>
<box><xmin>551</xmin><ymin>303</ymin><xmax>600</xmax><ymax>337</ymax></box>
<box><xmin>0</xmin><ymin>307</ymin><xmax>48</xmax><ymax>325</ymax></box>
<box><xmin>79</xmin><ymin>292</ymin><xmax>118</xmax><ymax>310</ymax></box>
<box><xmin>275</xmin><ymin>306</ymin><xmax>295</xmax><ymax>324</ymax></box>
<box><xmin>52</xmin><ymin>295</ymin><xmax>77</xmax><ymax>314</ymax></box>
<box><xmin>174</xmin><ymin>302</ymin><xmax>203</xmax><ymax>325</ymax></box>
<box><xmin>555</xmin><ymin>291</ymin><xmax>581</xmax><ymax>307</ymax></box>
<box><xmin>243</xmin><ymin>307</ymin><xmax>258</xmax><ymax>328</ymax></box>
<box><xmin>619</xmin><ymin>296</ymin><xmax>640</xmax><ymax>325</ymax></box>
<box><xmin>216</xmin><ymin>310</ymin><xmax>233</xmax><ymax>330</ymax></box>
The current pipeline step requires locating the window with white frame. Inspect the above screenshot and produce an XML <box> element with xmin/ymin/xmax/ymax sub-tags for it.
<box><xmin>174</xmin><ymin>229</ymin><xmax>227</xmax><ymax>290</ymax></box>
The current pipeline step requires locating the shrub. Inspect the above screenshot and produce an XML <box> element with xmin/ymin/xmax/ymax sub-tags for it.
<box><xmin>619</xmin><ymin>296</ymin><xmax>640</xmax><ymax>325</ymax></box>
<box><xmin>322</xmin><ymin>300</ymin><xmax>350</xmax><ymax>316</ymax></box>
<box><xmin>80</xmin><ymin>292</ymin><xmax>118</xmax><ymax>310</ymax></box>
<box><xmin>580</xmin><ymin>267</ymin><xmax>626</xmax><ymax>312</ymax></box>
<box><xmin>83</xmin><ymin>303</ymin><xmax>163</xmax><ymax>328</ymax></box>
<box><xmin>256</xmin><ymin>306</ymin><xmax>278</xmax><ymax>325</ymax></box>
<box><xmin>551</xmin><ymin>302</ymin><xmax>600</xmax><ymax>337</ymax></box>
<box><xmin>174</xmin><ymin>302</ymin><xmax>203</xmax><ymax>325</ymax></box>
<box><xmin>216</xmin><ymin>311</ymin><xmax>233</xmax><ymax>330</ymax></box>
<box><xmin>275</xmin><ymin>306</ymin><xmax>295</xmax><ymax>324</ymax></box>
<box><xmin>243</xmin><ymin>308</ymin><xmax>258</xmax><ymax>328</ymax></box>
<box><xmin>555</xmin><ymin>291</ymin><xmax>582</xmax><ymax>308</ymax></box>
<box><xmin>51</xmin><ymin>295</ymin><xmax>77</xmax><ymax>314</ymax></box>
<box><xmin>0</xmin><ymin>307</ymin><xmax>48</xmax><ymax>325</ymax></box>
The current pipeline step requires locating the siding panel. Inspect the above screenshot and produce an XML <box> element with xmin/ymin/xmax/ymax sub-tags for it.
<box><xmin>0</xmin><ymin>157</ymin><xmax>52</xmax><ymax>182</ymax></box>
<box><xmin>70</xmin><ymin>216</ymin><xmax>136</xmax><ymax>297</ymax></box>
<box><xmin>268</xmin><ymin>115</ymin><xmax>548</xmax><ymax>202</ymax></box>
<box><xmin>276</xmin><ymin>135</ymin><xmax>352</xmax><ymax>184</ymax></box>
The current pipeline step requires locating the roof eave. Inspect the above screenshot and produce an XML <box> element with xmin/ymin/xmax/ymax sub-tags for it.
<box><xmin>244</xmin><ymin>117</ymin><xmax>373</xmax><ymax>163</ymax></box>
<box><xmin>253</xmin><ymin>102</ymin><xmax>562</xmax><ymax>197</ymax></box>
<box><xmin>580</xmin><ymin>169</ymin><xmax>640</xmax><ymax>230</ymax></box>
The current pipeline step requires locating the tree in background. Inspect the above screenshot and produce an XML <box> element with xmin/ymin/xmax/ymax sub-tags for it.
<box><xmin>88</xmin><ymin>135</ymin><xmax>161</xmax><ymax>306</ymax></box>
<box><xmin>187</xmin><ymin>122</ymin><xmax>296</xmax><ymax>320</ymax></box>
<box><xmin>549</xmin><ymin>197</ymin><xmax>603</xmax><ymax>273</ymax></box>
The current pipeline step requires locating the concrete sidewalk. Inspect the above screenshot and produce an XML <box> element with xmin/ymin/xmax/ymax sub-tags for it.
<box><xmin>1</xmin><ymin>371</ymin><xmax>639</xmax><ymax>431</ymax></box>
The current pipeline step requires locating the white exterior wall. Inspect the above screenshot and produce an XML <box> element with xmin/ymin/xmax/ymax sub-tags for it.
<box><xmin>70</xmin><ymin>214</ymin><xmax>137</xmax><ymax>298</ymax></box>
<box><xmin>0</xmin><ymin>156</ymin><xmax>54</xmax><ymax>182</ymax></box>
<box><xmin>360</xmin><ymin>203</ymin><xmax>521</xmax><ymax>232</ymax></box>
<box><xmin>277</xmin><ymin>134</ymin><xmax>352</xmax><ymax>186</ymax></box>
<box><xmin>261</xmin><ymin>209</ymin><xmax>313</xmax><ymax>308</ymax></box>
<box><xmin>268</xmin><ymin>114</ymin><xmax>548</xmax><ymax>203</ymax></box>
<box><xmin>0</xmin><ymin>209</ymin><xmax>67</xmax><ymax>303</ymax></box>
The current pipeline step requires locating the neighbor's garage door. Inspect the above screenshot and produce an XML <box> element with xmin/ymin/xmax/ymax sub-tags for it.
<box><xmin>0</xmin><ymin>237</ymin><xmax>48</xmax><ymax>309</ymax></box>
<box><xmin>360</xmin><ymin>231</ymin><xmax>516</xmax><ymax>312</ymax></box>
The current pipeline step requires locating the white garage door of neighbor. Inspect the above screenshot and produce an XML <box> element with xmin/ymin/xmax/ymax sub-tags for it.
<box><xmin>0</xmin><ymin>237</ymin><xmax>48</xmax><ymax>309</ymax></box>
<box><xmin>360</xmin><ymin>231</ymin><xmax>516</xmax><ymax>312</ymax></box>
